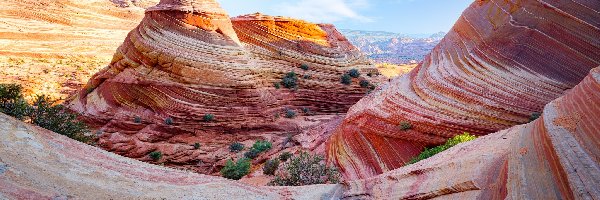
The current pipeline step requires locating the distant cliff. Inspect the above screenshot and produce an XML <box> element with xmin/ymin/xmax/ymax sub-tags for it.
<box><xmin>340</xmin><ymin>29</ymin><xmax>444</xmax><ymax>64</ymax></box>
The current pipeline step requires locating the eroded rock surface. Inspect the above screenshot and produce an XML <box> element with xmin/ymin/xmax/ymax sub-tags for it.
<box><xmin>326</xmin><ymin>0</ymin><xmax>600</xmax><ymax>179</ymax></box>
<box><xmin>342</xmin><ymin>67</ymin><xmax>600</xmax><ymax>199</ymax></box>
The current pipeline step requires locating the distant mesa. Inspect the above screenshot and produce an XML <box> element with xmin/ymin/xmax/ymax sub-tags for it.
<box><xmin>326</xmin><ymin>0</ymin><xmax>600</xmax><ymax>180</ymax></box>
<box><xmin>68</xmin><ymin>0</ymin><xmax>378</xmax><ymax>173</ymax></box>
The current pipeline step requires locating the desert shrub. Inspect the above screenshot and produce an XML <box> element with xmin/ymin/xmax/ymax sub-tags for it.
<box><xmin>281</xmin><ymin>71</ymin><xmax>298</xmax><ymax>89</ymax></box>
<box><xmin>301</xmin><ymin>107</ymin><xmax>310</xmax><ymax>114</ymax></box>
<box><xmin>285</xmin><ymin>109</ymin><xmax>296</xmax><ymax>118</ymax></box>
<box><xmin>149</xmin><ymin>151</ymin><xmax>163</xmax><ymax>161</ymax></box>
<box><xmin>221</xmin><ymin>158</ymin><xmax>251</xmax><ymax>180</ymax></box>
<box><xmin>279</xmin><ymin>152</ymin><xmax>292</xmax><ymax>162</ymax></box>
<box><xmin>399</xmin><ymin>121</ymin><xmax>412</xmax><ymax>131</ymax></box>
<box><xmin>348</xmin><ymin>69</ymin><xmax>360</xmax><ymax>78</ymax></box>
<box><xmin>134</xmin><ymin>116</ymin><xmax>142</xmax><ymax>124</ymax></box>
<box><xmin>367</xmin><ymin>72</ymin><xmax>373</xmax><ymax>77</ymax></box>
<box><xmin>263</xmin><ymin>159</ymin><xmax>280</xmax><ymax>175</ymax></box>
<box><xmin>274</xmin><ymin>82</ymin><xmax>281</xmax><ymax>89</ymax></box>
<box><xmin>269</xmin><ymin>152</ymin><xmax>340</xmax><ymax>186</ymax></box>
<box><xmin>340</xmin><ymin>74</ymin><xmax>352</xmax><ymax>85</ymax></box>
<box><xmin>30</xmin><ymin>95</ymin><xmax>91</xmax><ymax>143</ymax></box>
<box><xmin>203</xmin><ymin>114</ymin><xmax>215</xmax><ymax>122</ymax></box>
<box><xmin>406</xmin><ymin>132</ymin><xmax>477</xmax><ymax>165</ymax></box>
<box><xmin>164</xmin><ymin>117</ymin><xmax>173</xmax><ymax>125</ymax></box>
<box><xmin>529</xmin><ymin>112</ymin><xmax>541</xmax><ymax>122</ymax></box>
<box><xmin>303</xmin><ymin>74</ymin><xmax>311</xmax><ymax>79</ymax></box>
<box><xmin>244</xmin><ymin>148</ymin><xmax>261</xmax><ymax>159</ymax></box>
<box><xmin>194</xmin><ymin>143</ymin><xmax>201</xmax><ymax>149</ymax></box>
<box><xmin>230</xmin><ymin>142</ymin><xmax>245</xmax><ymax>152</ymax></box>
<box><xmin>252</xmin><ymin>140</ymin><xmax>273</xmax><ymax>152</ymax></box>
<box><xmin>359</xmin><ymin>80</ymin><xmax>370</xmax><ymax>88</ymax></box>
<box><xmin>300</xmin><ymin>64</ymin><xmax>309</xmax><ymax>70</ymax></box>
<box><xmin>0</xmin><ymin>84</ymin><xmax>30</xmax><ymax>120</ymax></box>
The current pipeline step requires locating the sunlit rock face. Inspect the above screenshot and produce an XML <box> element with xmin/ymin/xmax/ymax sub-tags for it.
<box><xmin>342</xmin><ymin>67</ymin><xmax>600</xmax><ymax>199</ymax></box>
<box><xmin>327</xmin><ymin>0</ymin><xmax>600</xmax><ymax>180</ymax></box>
<box><xmin>68</xmin><ymin>1</ymin><xmax>377</xmax><ymax>173</ymax></box>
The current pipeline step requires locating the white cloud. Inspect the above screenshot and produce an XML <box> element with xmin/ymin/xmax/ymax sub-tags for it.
<box><xmin>274</xmin><ymin>0</ymin><xmax>372</xmax><ymax>23</ymax></box>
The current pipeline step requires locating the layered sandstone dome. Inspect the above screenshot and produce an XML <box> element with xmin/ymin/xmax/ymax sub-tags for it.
<box><xmin>327</xmin><ymin>0</ymin><xmax>600</xmax><ymax>179</ymax></box>
<box><xmin>68</xmin><ymin>0</ymin><xmax>376</xmax><ymax>173</ymax></box>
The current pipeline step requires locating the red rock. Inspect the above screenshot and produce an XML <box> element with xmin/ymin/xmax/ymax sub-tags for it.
<box><xmin>67</xmin><ymin>0</ymin><xmax>378</xmax><ymax>174</ymax></box>
<box><xmin>326</xmin><ymin>0</ymin><xmax>600</xmax><ymax>180</ymax></box>
<box><xmin>341</xmin><ymin>67</ymin><xmax>600</xmax><ymax>199</ymax></box>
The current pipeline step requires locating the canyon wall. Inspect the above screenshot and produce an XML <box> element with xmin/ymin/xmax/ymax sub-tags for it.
<box><xmin>326</xmin><ymin>0</ymin><xmax>600</xmax><ymax>179</ymax></box>
<box><xmin>68</xmin><ymin>0</ymin><xmax>377</xmax><ymax>173</ymax></box>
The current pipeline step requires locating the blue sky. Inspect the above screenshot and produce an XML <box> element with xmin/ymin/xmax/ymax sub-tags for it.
<box><xmin>219</xmin><ymin>0</ymin><xmax>474</xmax><ymax>34</ymax></box>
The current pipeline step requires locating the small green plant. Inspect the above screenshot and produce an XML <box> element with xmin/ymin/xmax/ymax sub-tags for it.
<box><xmin>252</xmin><ymin>140</ymin><xmax>273</xmax><ymax>152</ymax></box>
<box><xmin>30</xmin><ymin>95</ymin><xmax>91</xmax><ymax>143</ymax></box>
<box><xmin>221</xmin><ymin>158</ymin><xmax>251</xmax><ymax>180</ymax></box>
<box><xmin>359</xmin><ymin>80</ymin><xmax>370</xmax><ymax>88</ymax></box>
<box><xmin>0</xmin><ymin>84</ymin><xmax>30</xmax><ymax>120</ymax></box>
<box><xmin>149</xmin><ymin>151</ymin><xmax>163</xmax><ymax>161</ymax></box>
<box><xmin>399</xmin><ymin>121</ymin><xmax>412</xmax><ymax>131</ymax></box>
<box><xmin>529</xmin><ymin>112</ymin><xmax>541</xmax><ymax>122</ymax></box>
<box><xmin>263</xmin><ymin>159</ymin><xmax>280</xmax><ymax>175</ymax></box>
<box><xmin>164</xmin><ymin>117</ymin><xmax>173</xmax><ymax>125</ymax></box>
<box><xmin>285</xmin><ymin>109</ymin><xmax>296</xmax><ymax>118</ymax></box>
<box><xmin>406</xmin><ymin>133</ymin><xmax>477</xmax><ymax>165</ymax></box>
<box><xmin>274</xmin><ymin>82</ymin><xmax>281</xmax><ymax>89</ymax></box>
<box><xmin>203</xmin><ymin>114</ymin><xmax>215</xmax><ymax>122</ymax></box>
<box><xmin>279</xmin><ymin>152</ymin><xmax>292</xmax><ymax>162</ymax></box>
<box><xmin>301</xmin><ymin>107</ymin><xmax>310</xmax><ymax>114</ymax></box>
<box><xmin>367</xmin><ymin>72</ymin><xmax>373</xmax><ymax>77</ymax></box>
<box><xmin>281</xmin><ymin>71</ymin><xmax>298</xmax><ymax>89</ymax></box>
<box><xmin>300</xmin><ymin>64</ymin><xmax>309</xmax><ymax>70</ymax></box>
<box><xmin>244</xmin><ymin>148</ymin><xmax>261</xmax><ymax>159</ymax></box>
<box><xmin>341</xmin><ymin>74</ymin><xmax>352</xmax><ymax>85</ymax></box>
<box><xmin>303</xmin><ymin>74</ymin><xmax>311</xmax><ymax>79</ymax></box>
<box><xmin>134</xmin><ymin>116</ymin><xmax>142</xmax><ymax>124</ymax></box>
<box><xmin>194</xmin><ymin>143</ymin><xmax>201</xmax><ymax>149</ymax></box>
<box><xmin>348</xmin><ymin>69</ymin><xmax>360</xmax><ymax>78</ymax></box>
<box><xmin>230</xmin><ymin>142</ymin><xmax>245</xmax><ymax>152</ymax></box>
<box><xmin>269</xmin><ymin>152</ymin><xmax>340</xmax><ymax>186</ymax></box>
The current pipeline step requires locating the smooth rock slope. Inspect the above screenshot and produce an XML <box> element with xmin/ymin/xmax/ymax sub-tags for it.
<box><xmin>326</xmin><ymin>0</ymin><xmax>600</xmax><ymax>179</ymax></box>
<box><xmin>68</xmin><ymin>0</ymin><xmax>377</xmax><ymax>173</ymax></box>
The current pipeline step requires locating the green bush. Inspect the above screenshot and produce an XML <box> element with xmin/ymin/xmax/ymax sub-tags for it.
<box><xmin>244</xmin><ymin>148</ymin><xmax>261</xmax><ymax>159</ymax></box>
<box><xmin>252</xmin><ymin>140</ymin><xmax>272</xmax><ymax>152</ymax></box>
<box><xmin>149</xmin><ymin>151</ymin><xmax>162</xmax><ymax>161</ymax></box>
<box><xmin>281</xmin><ymin>71</ymin><xmax>298</xmax><ymax>89</ymax></box>
<box><xmin>30</xmin><ymin>95</ymin><xmax>91</xmax><ymax>143</ymax></box>
<box><xmin>230</xmin><ymin>142</ymin><xmax>245</xmax><ymax>152</ymax></box>
<box><xmin>274</xmin><ymin>82</ymin><xmax>281</xmax><ymax>89</ymax></box>
<box><xmin>406</xmin><ymin>133</ymin><xmax>477</xmax><ymax>165</ymax></box>
<box><xmin>301</xmin><ymin>107</ymin><xmax>310</xmax><ymax>114</ymax></box>
<box><xmin>269</xmin><ymin>152</ymin><xmax>340</xmax><ymax>186</ymax></box>
<box><xmin>285</xmin><ymin>109</ymin><xmax>296</xmax><ymax>118</ymax></box>
<box><xmin>348</xmin><ymin>69</ymin><xmax>360</xmax><ymax>78</ymax></box>
<box><xmin>194</xmin><ymin>143</ymin><xmax>201</xmax><ymax>149</ymax></box>
<box><xmin>203</xmin><ymin>114</ymin><xmax>215</xmax><ymax>122</ymax></box>
<box><xmin>134</xmin><ymin>116</ymin><xmax>142</xmax><ymax>124</ymax></box>
<box><xmin>164</xmin><ymin>117</ymin><xmax>173</xmax><ymax>125</ymax></box>
<box><xmin>359</xmin><ymin>80</ymin><xmax>370</xmax><ymax>88</ymax></box>
<box><xmin>303</xmin><ymin>74</ymin><xmax>311</xmax><ymax>79</ymax></box>
<box><xmin>279</xmin><ymin>152</ymin><xmax>292</xmax><ymax>162</ymax></box>
<box><xmin>300</xmin><ymin>64</ymin><xmax>309</xmax><ymax>70</ymax></box>
<box><xmin>221</xmin><ymin>158</ymin><xmax>251</xmax><ymax>180</ymax></box>
<box><xmin>399</xmin><ymin>121</ymin><xmax>412</xmax><ymax>131</ymax></box>
<box><xmin>340</xmin><ymin>74</ymin><xmax>352</xmax><ymax>85</ymax></box>
<box><xmin>529</xmin><ymin>112</ymin><xmax>541</xmax><ymax>122</ymax></box>
<box><xmin>263</xmin><ymin>159</ymin><xmax>280</xmax><ymax>175</ymax></box>
<box><xmin>0</xmin><ymin>84</ymin><xmax>30</xmax><ymax>120</ymax></box>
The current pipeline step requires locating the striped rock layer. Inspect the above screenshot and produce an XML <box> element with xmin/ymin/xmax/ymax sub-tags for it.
<box><xmin>342</xmin><ymin>67</ymin><xmax>600</xmax><ymax>199</ymax></box>
<box><xmin>68</xmin><ymin>0</ymin><xmax>376</xmax><ymax>173</ymax></box>
<box><xmin>327</xmin><ymin>0</ymin><xmax>600</xmax><ymax>179</ymax></box>
<box><xmin>0</xmin><ymin>113</ymin><xmax>342</xmax><ymax>200</ymax></box>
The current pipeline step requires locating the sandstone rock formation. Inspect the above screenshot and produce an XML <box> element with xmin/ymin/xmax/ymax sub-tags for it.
<box><xmin>0</xmin><ymin>113</ymin><xmax>342</xmax><ymax>199</ymax></box>
<box><xmin>327</xmin><ymin>0</ymin><xmax>600</xmax><ymax>179</ymax></box>
<box><xmin>342</xmin><ymin>67</ymin><xmax>600</xmax><ymax>199</ymax></box>
<box><xmin>68</xmin><ymin>0</ymin><xmax>376</xmax><ymax>173</ymax></box>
